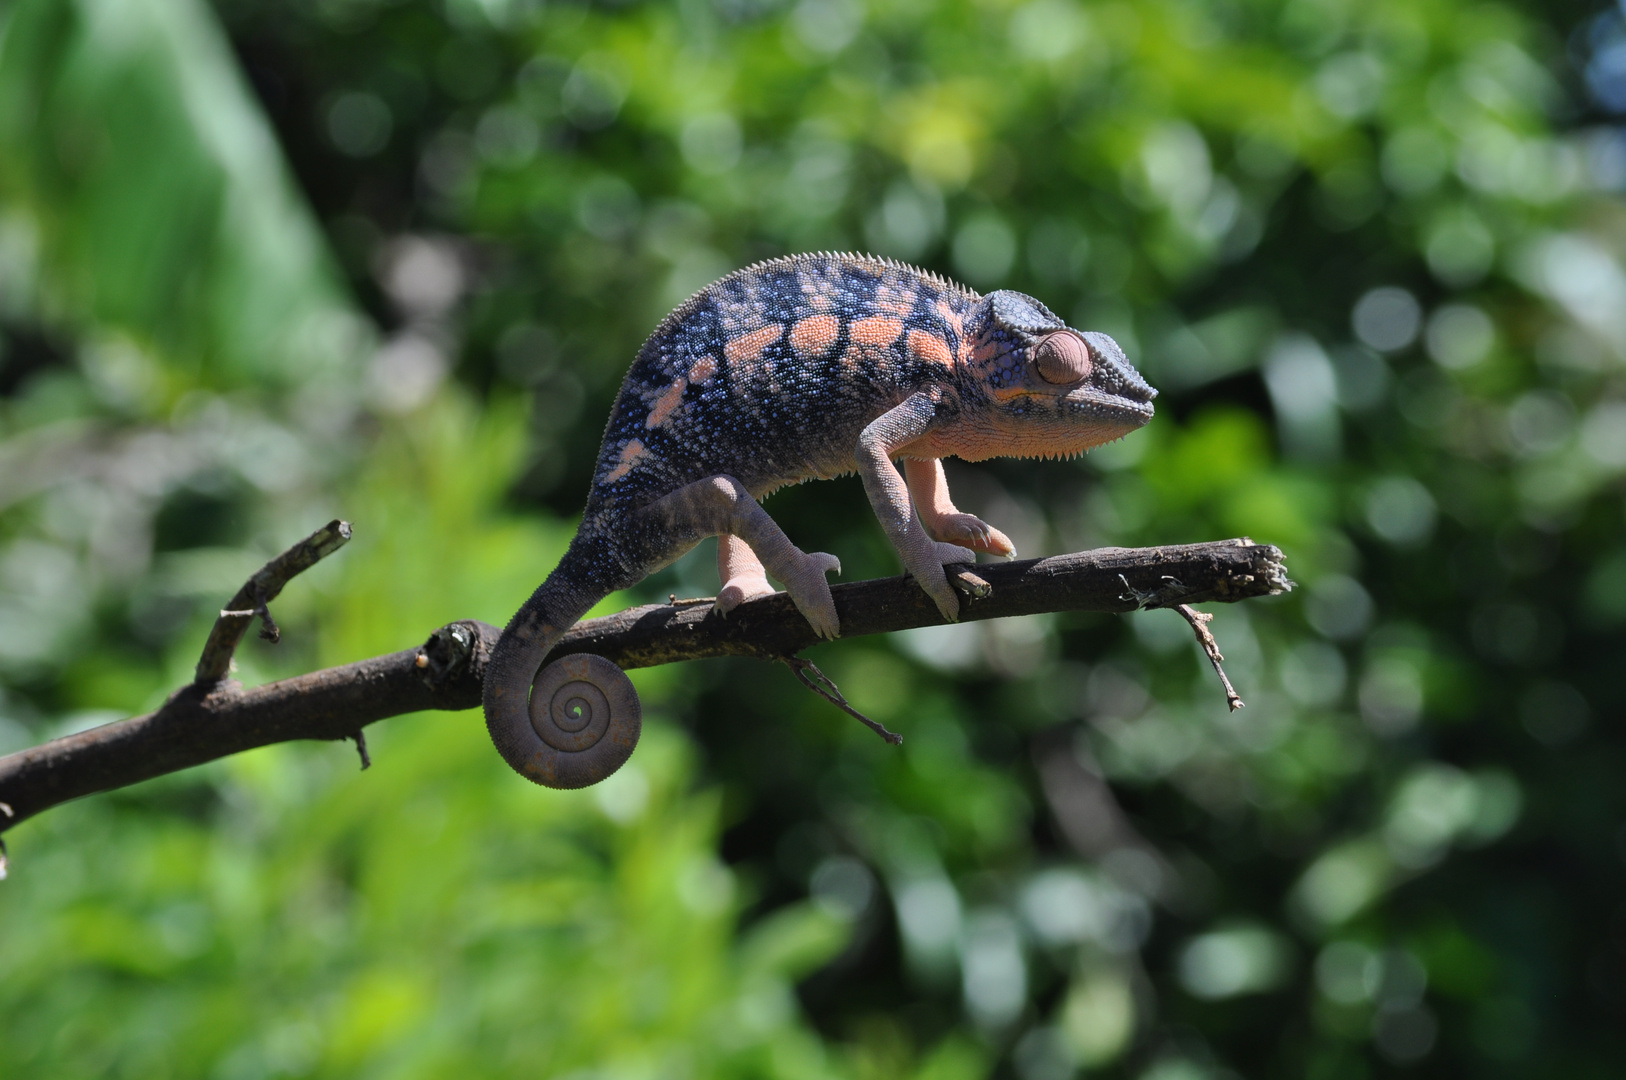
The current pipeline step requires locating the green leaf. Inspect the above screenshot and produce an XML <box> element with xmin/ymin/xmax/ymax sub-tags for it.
<box><xmin>0</xmin><ymin>0</ymin><xmax>362</xmax><ymax>391</ymax></box>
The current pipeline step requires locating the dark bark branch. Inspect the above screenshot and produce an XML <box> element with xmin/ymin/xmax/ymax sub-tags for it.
<box><xmin>0</xmin><ymin>538</ymin><xmax>1289</xmax><ymax>835</ymax></box>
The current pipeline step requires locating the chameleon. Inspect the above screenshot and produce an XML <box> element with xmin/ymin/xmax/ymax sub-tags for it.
<box><xmin>484</xmin><ymin>252</ymin><xmax>1156</xmax><ymax>789</ymax></box>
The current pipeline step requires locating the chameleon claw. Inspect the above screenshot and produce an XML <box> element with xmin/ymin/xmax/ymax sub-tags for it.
<box><xmin>780</xmin><ymin>550</ymin><xmax>842</xmax><ymax>639</ymax></box>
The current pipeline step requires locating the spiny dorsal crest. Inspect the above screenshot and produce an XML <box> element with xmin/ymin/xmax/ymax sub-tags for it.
<box><xmin>645</xmin><ymin>251</ymin><xmax>979</xmax><ymax>354</ymax></box>
<box><xmin>745</xmin><ymin>252</ymin><xmax>977</xmax><ymax>300</ymax></box>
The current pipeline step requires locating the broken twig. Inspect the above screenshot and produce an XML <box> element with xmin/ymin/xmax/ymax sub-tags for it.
<box><xmin>1177</xmin><ymin>604</ymin><xmax>1245</xmax><ymax>711</ymax></box>
<box><xmin>784</xmin><ymin>656</ymin><xmax>903</xmax><ymax>745</ymax></box>
<box><xmin>194</xmin><ymin>519</ymin><xmax>352</xmax><ymax>683</ymax></box>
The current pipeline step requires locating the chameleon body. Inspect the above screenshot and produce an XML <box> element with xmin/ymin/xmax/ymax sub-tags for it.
<box><xmin>484</xmin><ymin>252</ymin><xmax>1157</xmax><ymax>788</ymax></box>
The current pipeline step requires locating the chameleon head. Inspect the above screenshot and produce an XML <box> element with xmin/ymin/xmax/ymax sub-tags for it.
<box><xmin>961</xmin><ymin>290</ymin><xmax>1157</xmax><ymax>458</ymax></box>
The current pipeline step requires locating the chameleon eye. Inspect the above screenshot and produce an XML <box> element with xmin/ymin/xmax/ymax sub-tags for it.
<box><xmin>1033</xmin><ymin>331</ymin><xmax>1092</xmax><ymax>384</ymax></box>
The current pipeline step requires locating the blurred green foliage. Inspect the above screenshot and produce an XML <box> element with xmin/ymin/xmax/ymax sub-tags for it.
<box><xmin>0</xmin><ymin>0</ymin><xmax>360</xmax><ymax>391</ymax></box>
<box><xmin>2</xmin><ymin>0</ymin><xmax>1626</xmax><ymax>1076</ymax></box>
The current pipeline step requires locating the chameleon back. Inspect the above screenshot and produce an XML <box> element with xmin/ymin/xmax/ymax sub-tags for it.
<box><xmin>584</xmin><ymin>253</ymin><xmax>980</xmax><ymax>515</ymax></box>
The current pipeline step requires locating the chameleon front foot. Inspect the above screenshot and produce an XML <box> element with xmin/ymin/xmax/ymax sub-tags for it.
<box><xmin>903</xmin><ymin>541</ymin><xmax>979</xmax><ymax>623</ymax></box>
<box><xmin>780</xmin><ymin>550</ymin><xmax>842</xmax><ymax>639</ymax></box>
<box><xmin>930</xmin><ymin>514</ymin><xmax>1015</xmax><ymax>558</ymax></box>
<box><xmin>488</xmin><ymin>653</ymin><xmax>642</xmax><ymax>789</ymax></box>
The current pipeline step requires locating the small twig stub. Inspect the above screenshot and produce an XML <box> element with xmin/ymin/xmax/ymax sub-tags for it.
<box><xmin>784</xmin><ymin>656</ymin><xmax>904</xmax><ymax>745</ymax></box>
<box><xmin>256</xmin><ymin>586</ymin><xmax>283</xmax><ymax>643</ymax></box>
<box><xmin>949</xmin><ymin>566</ymin><xmax>992</xmax><ymax>599</ymax></box>
<box><xmin>1177</xmin><ymin>604</ymin><xmax>1245</xmax><ymax>711</ymax></box>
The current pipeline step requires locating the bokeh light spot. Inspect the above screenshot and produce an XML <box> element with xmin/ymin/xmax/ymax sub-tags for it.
<box><xmin>1352</xmin><ymin>287</ymin><xmax>1422</xmax><ymax>352</ymax></box>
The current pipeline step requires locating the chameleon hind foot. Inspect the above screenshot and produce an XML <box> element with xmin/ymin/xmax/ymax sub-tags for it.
<box><xmin>715</xmin><ymin>578</ymin><xmax>775</xmax><ymax>616</ymax></box>
<box><xmin>509</xmin><ymin>653</ymin><xmax>642</xmax><ymax>789</ymax></box>
<box><xmin>646</xmin><ymin>475</ymin><xmax>842</xmax><ymax>639</ymax></box>
<box><xmin>713</xmin><ymin>540</ymin><xmax>840</xmax><ymax>639</ymax></box>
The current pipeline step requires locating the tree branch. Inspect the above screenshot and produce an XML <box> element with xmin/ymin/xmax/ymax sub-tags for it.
<box><xmin>194</xmin><ymin>519</ymin><xmax>351</xmax><ymax>683</ymax></box>
<box><xmin>0</xmin><ymin>538</ymin><xmax>1289</xmax><ymax>836</ymax></box>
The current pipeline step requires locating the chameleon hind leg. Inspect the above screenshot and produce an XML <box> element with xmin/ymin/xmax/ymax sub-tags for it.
<box><xmin>640</xmin><ymin>475</ymin><xmax>842</xmax><ymax>638</ymax></box>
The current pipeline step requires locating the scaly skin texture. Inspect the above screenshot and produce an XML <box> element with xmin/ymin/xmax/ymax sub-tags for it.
<box><xmin>484</xmin><ymin>252</ymin><xmax>1157</xmax><ymax>788</ymax></box>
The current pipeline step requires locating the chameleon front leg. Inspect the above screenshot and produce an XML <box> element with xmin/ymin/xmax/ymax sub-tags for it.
<box><xmin>902</xmin><ymin>457</ymin><xmax>1016</xmax><ymax>558</ymax></box>
<box><xmin>640</xmin><ymin>475</ymin><xmax>842</xmax><ymax>638</ymax></box>
<box><xmin>856</xmin><ymin>393</ymin><xmax>978</xmax><ymax>621</ymax></box>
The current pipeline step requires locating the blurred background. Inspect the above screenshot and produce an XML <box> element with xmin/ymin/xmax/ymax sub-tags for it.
<box><xmin>1</xmin><ymin>0</ymin><xmax>1624</xmax><ymax>1074</ymax></box>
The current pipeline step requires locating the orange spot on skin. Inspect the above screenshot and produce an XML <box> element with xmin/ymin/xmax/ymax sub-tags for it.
<box><xmin>724</xmin><ymin>324</ymin><xmax>784</xmax><ymax>365</ymax></box>
<box><xmin>968</xmin><ymin>337</ymin><xmax>1008</xmax><ymax>380</ymax></box>
<box><xmin>973</xmin><ymin>339</ymin><xmax>1027</xmax><ymax>400</ymax></box>
<box><xmin>689</xmin><ymin>355</ymin><xmax>718</xmax><ymax>383</ymax></box>
<box><xmin>849</xmin><ymin>316</ymin><xmax>905</xmax><ymax>351</ymax></box>
<box><xmin>646</xmin><ymin>378</ymin><xmax>687</xmax><ymax>428</ymax></box>
<box><xmin>908</xmin><ymin>329</ymin><xmax>955</xmax><ymax>369</ymax></box>
<box><xmin>798</xmin><ymin>270</ymin><xmax>843</xmax><ymax>313</ymax></box>
<box><xmin>604</xmin><ymin>438</ymin><xmax>646</xmax><ymax>483</ymax></box>
<box><xmin>789</xmin><ymin>314</ymin><xmax>840</xmax><ymax>359</ymax></box>
<box><xmin>936</xmin><ymin>299</ymin><xmax>964</xmax><ymax>337</ymax></box>
<box><xmin>874</xmin><ymin>280</ymin><xmax>920</xmax><ymax>317</ymax></box>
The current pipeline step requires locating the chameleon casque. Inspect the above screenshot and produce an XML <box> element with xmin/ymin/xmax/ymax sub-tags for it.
<box><xmin>483</xmin><ymin>252</ymin><xmax>1157</xmax><ymax>789</ymax></box>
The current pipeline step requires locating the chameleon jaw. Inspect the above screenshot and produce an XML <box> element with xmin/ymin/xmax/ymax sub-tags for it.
<box><xmin>1060</xmin><ymin>385</ymin><xmax>1156</xmax><ymax>429</ymax></box>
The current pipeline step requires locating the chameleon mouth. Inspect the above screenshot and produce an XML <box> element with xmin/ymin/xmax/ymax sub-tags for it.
<box><xmin>1062</xmin><ymin>386</ymin><xmax>1157</xmax><ymax>429</ymax></box>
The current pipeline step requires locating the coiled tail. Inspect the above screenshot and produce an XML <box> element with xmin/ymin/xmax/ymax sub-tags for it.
<box><xmin>483</xmin><ymin>544</ymin><xmax>642</xmax><ymax>789</ymax></box>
